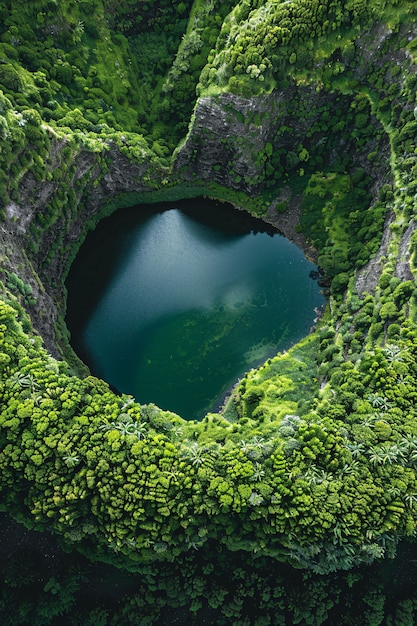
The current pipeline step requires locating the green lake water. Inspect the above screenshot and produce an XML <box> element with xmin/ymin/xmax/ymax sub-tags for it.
<box><xmin>65</xmin><ymin>199</ymin><xmax>325</xmax><ymax>420</ymax></box>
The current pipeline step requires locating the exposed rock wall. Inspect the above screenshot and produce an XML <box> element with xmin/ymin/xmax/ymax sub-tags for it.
<box><xmin>175</xmin><ymin>93</ymin><xmax>275</xmax><ymax>193</ymax></box>
<box><xmin>34</xmin><ymin>143</ymin><xmax>153</xmax><ymax>296</ymax></box>
<box><xmin>175</xmin><ymin>86</ymin><xmax>391</xmax><ymax>191</ymax></box>
<box><xmin>174</xmin><ymin>85</ymin><xmax>394</xmax><ymax>267</ymax></box>
<box><xmin>1</xmin><ymin>139</ymin><xmax>157</xmax><ymax>354</ymax></box>
<box><xmin>0</xmin><ymin>75</ymin><xmax>407</xmax><ymax>357</ymax></box>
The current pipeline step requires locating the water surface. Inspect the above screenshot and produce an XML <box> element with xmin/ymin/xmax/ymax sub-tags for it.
<box><xmin>66</xmin><ymin>199</ymin><xmax>325</xmax><ymax>419</ymax></box>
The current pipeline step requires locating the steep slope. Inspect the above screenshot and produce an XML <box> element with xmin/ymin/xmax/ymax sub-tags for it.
<box><xmin>0</xmin><ymin>0</ymin><xmax>417</xmax><ymax>582</ymax></box>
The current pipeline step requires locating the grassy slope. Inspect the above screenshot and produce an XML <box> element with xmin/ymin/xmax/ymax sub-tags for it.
<box><xmin>2</xmin><ymin>5</ymin><xmax>417</xmax><ymax>621</ymax></box>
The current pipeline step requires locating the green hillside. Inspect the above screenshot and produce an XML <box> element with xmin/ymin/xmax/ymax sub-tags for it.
<box><xmin>1</xmin><ymin>0</ymin><xmax>417</xmax><ymax>622</ymax></box>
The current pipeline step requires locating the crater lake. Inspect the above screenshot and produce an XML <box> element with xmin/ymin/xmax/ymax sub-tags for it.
<box><xmin>65</xmin><ymin>199</ymin><xmax>325</xmax><ymax>420</ymax></box>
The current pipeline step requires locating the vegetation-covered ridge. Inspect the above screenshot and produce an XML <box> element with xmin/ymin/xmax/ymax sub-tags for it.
<box><xmin>1</xmin><ymin>0</ymin><xmax>417</xmax><ymax>592</ymax></box>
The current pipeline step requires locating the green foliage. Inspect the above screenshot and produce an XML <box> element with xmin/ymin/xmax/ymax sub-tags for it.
<box><xmin>2</xmin><ymin>511</ymin><xmax>417</xmax><ymax>625</ymax></box>
<box><xmin>0</xmin><ymin>1</ymin><xmax>417</xmax><ymax>619</ymax></box>
<box><xmin>300</xmin><ymin>168</ymin><xmax>381</xmax><ymax>279</ymax></box>
<box><xmin>4</xmin><ymin>272</ymin><xmax>36</xmax><ymax>306</ymax></box>
<box><xmin>198</xmin><ymin>0</ymin><xmax>413</xmax><ymax>97</ymax></box>
<box><xmin>0</xmin><ymin>304</ymin><xmax>372</xmax><ymax>565</ymax></box>
<box><xmin>2</xmin><ymin>295</ymin><xmax>417</xmax><ymax>577</ymax></box>
<box><xmin>0</xmin><ymin>0</ymin><xmax>232</xmax><ymax>151</ymax></box>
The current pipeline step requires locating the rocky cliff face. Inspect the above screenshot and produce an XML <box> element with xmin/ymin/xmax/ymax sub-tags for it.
<box><xmin>175</xmin><ymin>86</ymin><xmax>391</xmax><ymax>188</ymax></box>
<box><xmin>174</xmin><ymin>84</ymin><xmax>393</xmax><ymax>259</ymax></box>
<box><xmin>1</xmin><ymin>139</ymin><xmax>158</xmax><ymax>355</ymax></box>
<box><xmin>0</xmin><ymin>68</ymin><xmax>404</xmax><ymax>358</ymax></box>
<box><xmin>175</xmin><ymin>93</ymin><xmax>275</xmax><ymax>193</ymax></box>
<box><xmin>33</xmin><ymin>143</ymin><xmax>154</xmax><ymax>296</ymax></box>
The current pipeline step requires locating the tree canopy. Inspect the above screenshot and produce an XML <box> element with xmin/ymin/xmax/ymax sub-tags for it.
<box><xmin>1</xmin><ymin>0</ymin><xmax>417</xmax><ymax>621</ymax></box>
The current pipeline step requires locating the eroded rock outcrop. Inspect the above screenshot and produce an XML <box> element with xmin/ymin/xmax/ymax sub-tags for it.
<box><xmin>1</xmin><ymin>139</ymin><xmax>160</xmax><ymax>354</ymax></box>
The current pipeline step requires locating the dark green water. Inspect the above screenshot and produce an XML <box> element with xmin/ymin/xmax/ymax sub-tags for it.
<box><xmin>66</xmin><ymin>199</ymin><xmax>325</xmax><ymax>420</ymax></box>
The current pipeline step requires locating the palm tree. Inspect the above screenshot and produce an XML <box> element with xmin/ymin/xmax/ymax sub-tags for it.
<box><xmin>100</xmin><ymin>417</ymin><xmax>147</xmax><ymax>439</ymax></box>
<box><xmin>251</xmin><ymin>436</ymin><xmax>265</xmax><ymax>448</ymax></box>
<box><xmin>164</xmin><ymin>469</ymin><xmax>181</xmax><ymax>484</ymax></box>
<box><xmin>31</xmin><ymin>393</ymin><xmax>44</xmax><ymax>406</ymax></box>
<box><xmin>346</xmin><ymin>441</ymin><xmax>366</xmax><ymax>458</ymax></box>
<box><xmin>397</xmin><ymin>435</ymin><xmax>417</xmax><ymax>461</ymax></box>
<box><xmin>63</xmin><ymin>454</ymin><xmax>80</xmax><ymax>468</ymax></box>
<box><xmin>367</xmin><ymin>444</ymin><xmax>399</xmax><ymax>466</ymax></box>
<box><xmin>317</xmin><ymin>469</ymin><xmax>333</xmax><ymax>483</ymax></box>
<box><xmin>302</xmin><ymin>467</ymin><xmax>322</xmax><ymax>485</ymax></box>
<box><xmin>99</xmin><ymin>420</ymin><xmax>116</xmax><ymax>432</ymax></box>
<box><xmin>405</xmin><ymin>493</ymin><xmax>417</xmax><ymax>509</ymax></box>
<box><xmin>408</xmin><ymin>448</ymin><xmax>417</xmax><ymax>466</ymax></box>
<box><xmin>251</xmin><ymin>463</ymin><xmax>265</xmax><ymax>482</ymax></box>
<box><xmin>181</xmin><ymin>442</ymin><xmax>204</xmax><ymax>467</ymax></box>
<box><xmin>379</xmin><ymin>444</ymin><xmax>400</xmax><ymax>465</ymax></box>
<box><xmin>383</xmin><ymin>344</ymin><xmax>405</xmax><ymax>363</ymax></box>
<box><xmin>361</xmin><ymin>414</ymin><xmax>379</xmax><ymax>428</ymax></box>
<box><xmin>367</xmin><ymin>393</ymin><xmax>391</xmax><ymax>411</ymax></box>
<box><xmin>133</xmin><ymin>421</ymin><xmax>148</xmax><ymax>439</ymax></box>
<box><xmin>116</xmin><ymin>421</ymin><xmax>138</xmax><ymax>437</ymax></box>
<box><xmin>368</xmin><ymin>447</ymin><xmax>386</xmax><ymax>466</ymax></box>
<box><xmin>172</xmin><ymin>426</ymin><xmax>183</xmax><ymax>438</ymax></box>
<box><xmin>10</xmin><ymin>371</ymin><xmax>40</xmax><ymax>393</ymax></box>
<box><xmin>239</xmin><ymin>439</ymin><xmax>250</xmax><ymax>454</ymax></box>
<box><xmin>339</xmin><ymin>461</ymin><xmax>360</xmax><ymax>475</ymax></box>
<box><xmin>387</xmin><ymin>485</ymin><xmax>402</xmax><ymax>498</ymax></box>
<box><xmin>240</xmin><ymin>436</ymin><xmax>271</xmax><ymax>460</ymax></box>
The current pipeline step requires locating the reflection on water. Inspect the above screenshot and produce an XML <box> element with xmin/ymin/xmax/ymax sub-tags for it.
<box><xmin>66</xmin><ymin>199</ymin><xmax>325</xmax><ymax>419</ymax></box>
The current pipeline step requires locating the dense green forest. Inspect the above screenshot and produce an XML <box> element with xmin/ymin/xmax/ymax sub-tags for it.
<box><xmin>1</xmin><ymin>0</ymin><xmax>417</xmax><ymax>622</ymax></box>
